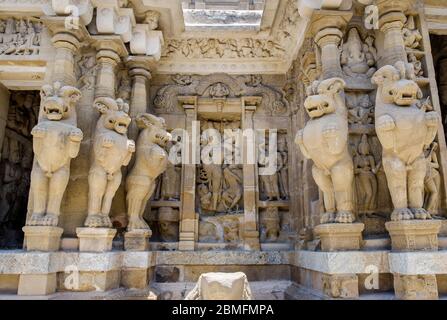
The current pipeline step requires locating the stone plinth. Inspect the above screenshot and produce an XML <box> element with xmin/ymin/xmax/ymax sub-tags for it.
<box><xmin>18</xmin><ymin>273</ymin><xmax>57</xmax><ymax>296</ymax></box>
<box><xmin>385</xmin><ymin>220</ymin><xmax>442</xmax><ymax>252</ymax></box>
<box><xmin>394</xmin><ymin>274</ymin><xmax>438</xmax><ymax>300</ymax></box>
<box><xmin>314</xmin><ymin>223</ymin><xmax>364</xmax><ymax>252</ymax></box>
<box><xmin>124</xmin><ymin>229</ymin><xmax>152</xmax><ymax>251</ymax></box>
<box><xmin>76</xmin><ymin>228</ymin><xmax>116</xmax><ymax>252</ymax></box>
<box><xmin>22</xmin><ymin>226</ymin><xmax>63</xmax><ymax>252</ymax></box>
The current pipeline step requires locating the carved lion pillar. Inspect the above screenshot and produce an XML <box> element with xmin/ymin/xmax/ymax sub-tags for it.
<box><xmin>242</xmin><ymin>97</ymin><xmax>262</xmax><ymax>251</ymax></box>
<box><xmin>178</xmin><ymin>97</ymin><xmax>199</xmax><ymax>251</ymax></box>
<box><xmin>126</xmin><ymin>56</ymin><xmax>153</xmax><ymax>141</ymax></box>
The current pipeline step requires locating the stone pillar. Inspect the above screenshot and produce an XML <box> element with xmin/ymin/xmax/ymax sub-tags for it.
<box><xmin>315</xmin><ymin>28</ymin><xmax>344</xmax><ymax>79</ymax></box>
<box><xmin>378</xmin><ymin>12</ymin><xmax>408</xmax><ymax>67</ymax></box>
<box><xmin>309</xmin><ymin>12</ymin><xmax>352</xmax><ymax>80</ymax></box>
<box><xmin>51</xmin><ymin>33</ymin><xmax>80</xmax><ymax>86</ymax></box>
<box><xmin>242</xmin><ymin>97</ymin><xmax>261</xmax><ymax>251</ymax></box>
<box><xmin>178</xmin><ymin>97</ymin><xmax>198</xmax><ymax>251</ymax></box>
<box><xmin>126</xmin><ymin>56</ymin><xmax>153</xmax><ymax>141</ymax></box>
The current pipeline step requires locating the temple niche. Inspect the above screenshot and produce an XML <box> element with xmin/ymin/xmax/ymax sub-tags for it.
<box><xmin>0</xmin><ymin>92</ymin><xmax>39</xmax><ymax>248</ymax></box>
<box><xmin>197</xmin><ymin>118</ymin><xmax>244</xmax><ymax>246</ymax></box>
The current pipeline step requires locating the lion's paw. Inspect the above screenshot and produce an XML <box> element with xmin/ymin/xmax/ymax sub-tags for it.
<box><xmin>27</xmin><ymin>213</ymin><xmax>45</xmax><ymax>226</ymax></box>
<box><xmin>391</xmin><ymin>208</ymin><xmax>414</xmax><ymax>221</ymax></box>
<box><xmin>39</xmin><ymin>213</ymin><xmax>59</xmax><ymax>226</ymax></box>
<box><xmin>335</xmin><ymin>211</ymin><xmax>355</xmax><ymax>223</ymax></box>
<box><xmin>84</xmin><ymin>214</ymin><xmax>112</xmax><ymax>228</ymax></box>
<box><xmin>411</xmin><ymin>208</ymin><xmax>432</xmax><ymax>220</ymax></box>
<box><xmin>320</xmin><ymin>212</ymin><xmax>336</xmax><ymax>224</ymax></box>
<box><xmin>127</xmin><ymin>217</ymin><xmax>150</xmax><ymax>231</ymax></box>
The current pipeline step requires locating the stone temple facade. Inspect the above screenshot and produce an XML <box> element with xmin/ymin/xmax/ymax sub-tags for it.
<box><xmin>1</xmin><ymin>0</ymin><xmax>447</xmax><ymax>300</ymax></box>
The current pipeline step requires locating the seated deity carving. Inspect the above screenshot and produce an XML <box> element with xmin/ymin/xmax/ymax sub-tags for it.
<box><xmin>84</xmin><ymin>97</ymin><xmax>135</xmax><ymax>228</ymax></box>
<box><xmin>295</xmin><ymin>78</ymin><xmax>355</xmax><ymax>224</ymax></box>
<box><xmin>372</xmin><ymin>61</ymin><xmax>439</xmax><ymax>221</ymax></box>
<box><xmin>126</xmin><ymin>114</ymin><xmax>171</xmax><ymax>231</ymax></box>
<box><xmin>27</xmin><ymin>82</ymin><xmax>83</xmax><ymax>226</ymax></box>
<box><xmin>341</xmin><ymin>28</ymin><xmax>376</xmax><ymax>79</ymax></box>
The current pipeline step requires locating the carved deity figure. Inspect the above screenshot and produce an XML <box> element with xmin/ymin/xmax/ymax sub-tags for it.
<box><xmin>126</xmin><ymin>114</ymin><xmax>171</xmax><ymax>231</ymax></box>
<box><xmin>372</xmin><ymin>61</ymin><xmax>439</xmax><ymax>221</ymax></box>
<box><xmin>424</xmin><ymin>142</ymin><xmax>441</xmax><ymax>214</ymax></box>
<box><xmin>402</xmin><ymin>16</ymin><xmax>422</xmax><ymax>49</ymax></box>
<box><xmin>353</xmin><ymin>134</ymin><xmax>378</xmax><ymax>212</ymax></box>
<box><xmin>295</xmin><ymin>78</ymin><xmax>355</xmax><ymax>224</ymax></box>
<box><xmin>260</xmin><ymin>207</ymin><xmax>280</xmax><ymax>242</ymax></box>
<box><xmin>277</xmin><ymin>134</ymin><xmax>289</xmax><ymax>200</ymax></box>
<box><xmin>221</xmin><ymin>165</ymin><xmax>242</xmax><ymax>211</ymax></box>
<box><xmin>258</xmin><ymin>141</ymin><xmax>280</xmax><ymax>201</ymax></box>
<box><xmin>84</xmin><ymin>98</ymin><xmax>135</xmax><ymax>228</ymax></box>
<box><xmin>341</xmin><ymin>28</ymin><xmax>376</xmax><ymax>78</ymax></box>
<box><xmin>200</xmin><ymin>123</ymin><xmax>223</xmax><ymax>211</ymax></box>
<box><xmin>408</xmin><ymin>53</ymin><xmax>424</xmax><ymax>77</ymax></box>
<box><xmin>27</xmin><ymin>82</ymin><xmax>83</xmax><ymax>226</ymax></box>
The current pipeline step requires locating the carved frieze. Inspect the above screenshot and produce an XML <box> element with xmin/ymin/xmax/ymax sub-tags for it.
<box><xmin>0</xmin><ymin>18</ymin><xmax>42</xmax><ymax>56</ymax></box>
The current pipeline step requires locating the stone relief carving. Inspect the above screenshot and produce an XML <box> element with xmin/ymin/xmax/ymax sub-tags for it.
<box><xmin>26</xmin><ymin>82</ymin><xmax>83</xmax><ymax>227</ymax></box>
<box><xmin>158</xmin><ymin>207</ymin><xmax>179</xmax><ymax>242</ymax></box>
<box><xmin>408</xmin><ymin>52</ymin><xmax>424</xmax><ymax>78</ymax></box>
<box><xmin>347</xmin><ymin>93</ymin><xmax>374</xmax><ymax>126</ymax></box>
<box><xmin>295</xmin><ymin>78</ymin><xmax>355</xmax><ymax>224</ymax></box>
<box><xmin>198</xmin><ymin>214</ymin><xmax>242</xmax><ymax>243</ymax></box>
<box><xmin>372</xmin><ymin>61</ymin><xmax>439</xmax><ymax>221</ymax></box>
<box><xmin>353</xmin><ymin>134</ymin><xmax>378</xmax><ymax>212</ymax></box>
<box><xmin>276</xmin><ymin>0</ymin><xmax>301</xmax><ymax>47</ymax></box>
<box><xmin>84</xmin><ymin>97</ymin><xmax>135</xmax><ymax>228</ymax></box>
<box><xmin>0</xmin><ymin>92</ymin><xmax>38</xmax><ymax>248</ymax></box>
<box><xmin>0</xmin><ymin>18</ymin><xmax>42</xmax><ymax>55</ymax></box>
<box><xmin>162</xmin><ymin>38</ymin><xmax>285</xmax><ymax>59</ymax></box>
<box><xmin>144</xmin><ymin>10</ymin><xmax>160</xmax><ymax>30</ymax></box>
<box><xmin>424</xmin><ymin>142</ymin><xmax>441</xmax><ymax>214</ymax></box>
<box><xmin>403</xmin><ymin>16</ymin><xmax>422</xmax><ymax>50</ymax></box>
<box><xmin>198</xmin><ymin>120</ymin><xmax>243</xmax><ymax>214</ymax></box>
<box><xmin>126</xmin><ymin>114</ymin><xmax>171</xmax><ymax>231</ymax></box>
<box><xmin>76</xmin><ymin>54</ymin><xmax>97</xmax><ymax>91</ymax></box>
<box><xmin>117</xmin><ymin>69</ymin><xmax>132</xmax><ymax>102</ymax></box>
<box><xmin>341</xmin><ymin>28</ymin><xmax>376</xmax><ymax>79</ymax></box>
<box><xmin>154</xmin><ymin>73</ymin><xmax>288</xmax><ymax>116</ymax></box>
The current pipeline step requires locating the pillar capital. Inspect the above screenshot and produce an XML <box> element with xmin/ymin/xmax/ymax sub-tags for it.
<box><xmin>379</xmin><ymin>11</ymin><xmax>407</xmax><ymax>32</ymax></box>
<box><xmin>125</xmin><ymin>56</ymin><xmax>156</xmax><ymax>81</ymax></box>
<box><xmin>309</xmin><ymin>10</ymin><xmax>352</xmax><ymax>38</ymax></box>
<box><xmin>315</xmin><ymin>28</ymin><xmax>344</xmax><ymax>47</ymax></box>
<box><xmin>92</xmin><ymin>36</ymin><xmax>129</xmax><ymax>60</ymax></box>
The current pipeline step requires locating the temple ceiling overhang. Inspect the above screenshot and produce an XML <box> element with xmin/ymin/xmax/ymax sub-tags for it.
<box><xmin>0</xmin><ymin>0</ymin><xmax>445</xmax><ymax>79</ymax></box>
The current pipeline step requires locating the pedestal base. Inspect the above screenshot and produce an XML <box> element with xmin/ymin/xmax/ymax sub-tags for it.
<box><xmin>394</xmin><ymin>274</ymin><xmax>438</xmax><ymax>300</ymax></box>
<box><xmin>124</xmin><ymin>229</ymin><xmax>152</xmax><ymax>251</ymax></box>
<box><xmin>76</xmin><ymin>228</ymin><xmax>116</xmax><ymax>252</ymax></box>
<box><xmin>22</xmin><ymin>226</ymin><xmax>63</xmax><ymax>252</ymax></box>
<box><xmin>385</xmin><ymin>220</ymin><xmax>441</xmax><ymax>251</ymax></box>
<box><xmin>314</xmin><ymin>223</ymin><xmax>364</xmax><ymax>252</ymax></box>
<box><xmin>18</xmin><ymin>273</ymin><xmax>57</xmax><ymax>295</ymax></box>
